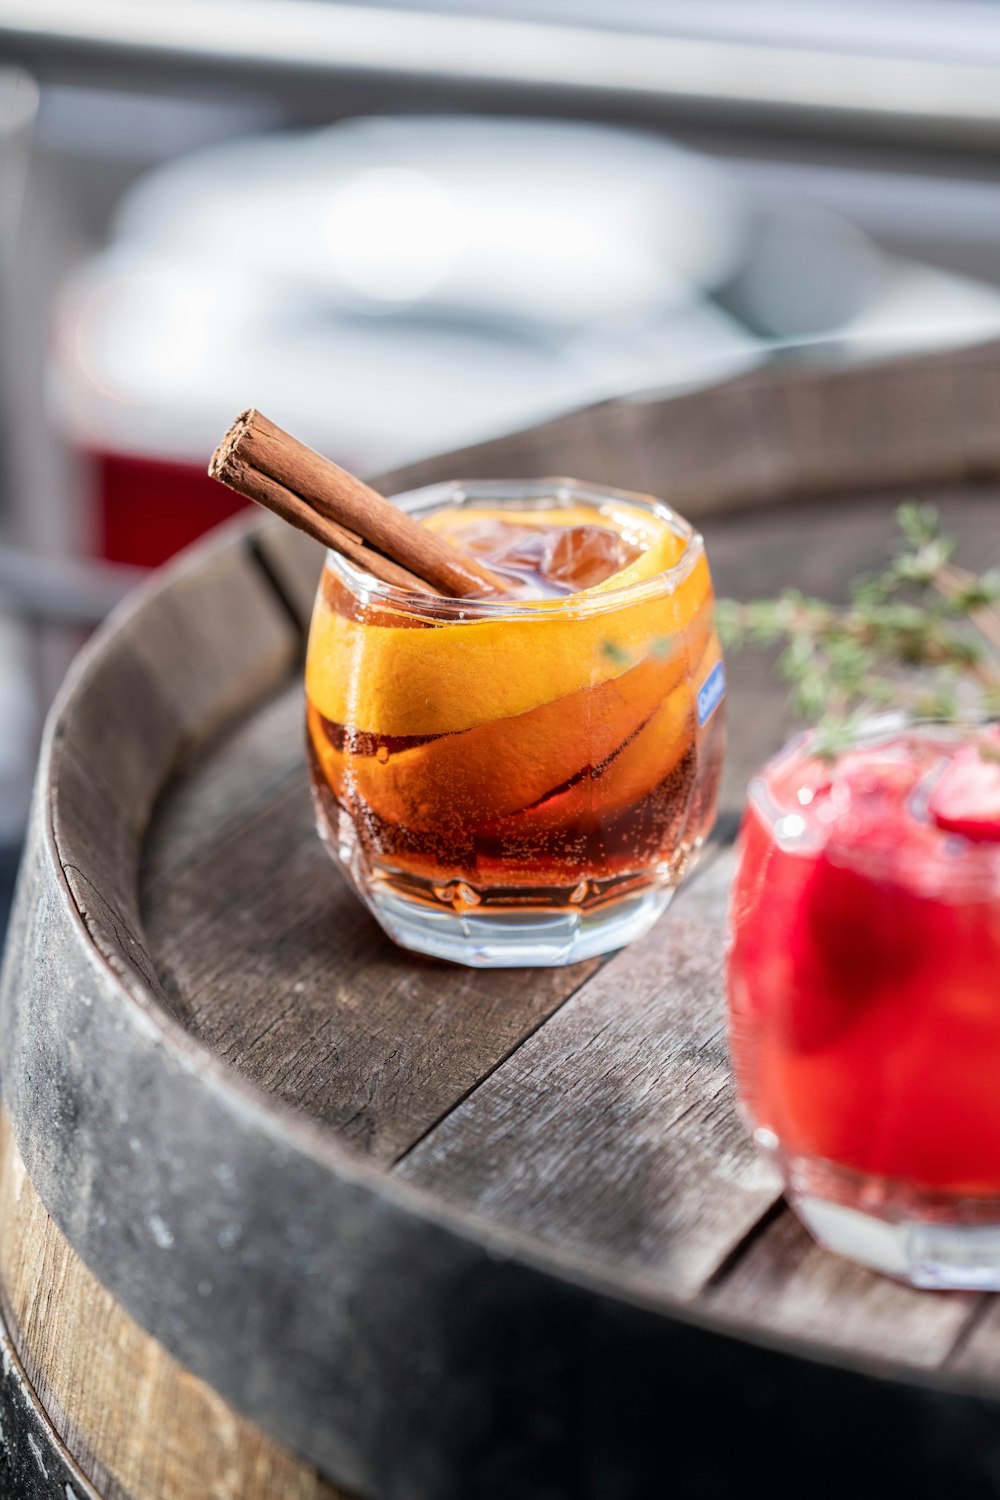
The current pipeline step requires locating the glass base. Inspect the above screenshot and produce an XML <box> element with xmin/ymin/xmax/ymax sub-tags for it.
<box><xmin>313</xmin><ymin>788</ymin><xmax>700</xmax><ymax>967</ymax></box>
<box><xmin>792</xmin><ymin>1194</ymin><xmax>1000</xmax><ymax>1290</ymax></box>
<box><xmin>365</xmin><ymin>879</ymin><xmax>676</xmax><ymax>967</ymax></box>
<box><xmin>773</xmin><ymin>1147</ymin><xmax>1000</xmax><ymax>1289</ymax></box>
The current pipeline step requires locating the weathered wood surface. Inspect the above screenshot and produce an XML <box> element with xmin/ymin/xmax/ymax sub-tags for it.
<box><xmin>142</xmin><ymin>688</ymin><xmax>601</xmax><ymax>1161</ymax></box>
<box><xmin>703</xmin><ymin>1209</ymin><xmax>978</xmax><ymax>1369</ymax></box>
<box><xmin>0</xmin><ymin>1111</ymin><xmax>346</xmax><ymax>1500</ymax></box>
<box><xmin>5</xmin><ymin>342</ymin><xmax>1000</xmax><ymax>1499</ymax></box>
<box><xmin>395</xmin><ymin>850</ymin><xmax>781</xmax><ymax>1300</ymax></box>
<box><xmin>0</xmin><ymin>1301</ymin><xmax>102</xmax><ymax>1500</ymax></box>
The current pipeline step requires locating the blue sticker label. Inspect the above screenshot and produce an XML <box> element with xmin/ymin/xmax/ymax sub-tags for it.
<box><xmin>697</xmin><ymin>660</ymin><xmax>726</xmax><ymax>726</ymax></box>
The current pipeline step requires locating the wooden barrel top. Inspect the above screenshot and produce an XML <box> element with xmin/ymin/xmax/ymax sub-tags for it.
<box><xmin>5</xmin><ymin>342</ymin><xmax>1000</xmax><ymax>1499</ymax></box>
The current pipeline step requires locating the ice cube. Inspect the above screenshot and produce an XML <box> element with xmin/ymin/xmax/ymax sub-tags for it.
<box><xmin>542</xmin><ymin>525</ymin><xmax>639</xmax><ymax>591</ymax></box>
<box><xmin>448</xmin><ymin>517</ymin><xmax>641</xmax><ymax>597</ymax></box>
<box><xmin>458</xmin><ymin>522</ymin><xmax>549</xmax><ymax>571</ymax></box>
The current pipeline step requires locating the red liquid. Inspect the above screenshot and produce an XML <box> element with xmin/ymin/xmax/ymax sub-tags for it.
<box><xmin>728</xmin><ymin>727</ymin><xmax>1000</xmax><ymax>1197</ymax></box>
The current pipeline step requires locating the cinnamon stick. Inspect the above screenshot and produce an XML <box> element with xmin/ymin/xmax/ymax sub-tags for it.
<box><xmin>209</xmin><ymin>409</ymin><xmax>508</xmax><ymax>598</ymax></box>
<box><xmin>220</xmin><ymin>458</ymin><xmax>434</xmax><ymax>594</ymax></box>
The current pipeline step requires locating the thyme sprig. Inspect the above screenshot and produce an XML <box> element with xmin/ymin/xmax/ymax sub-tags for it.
<box><xmin>716</xmin><ymin>504</ymin><xmax>1000</xmax><ymax>754</ymax></box>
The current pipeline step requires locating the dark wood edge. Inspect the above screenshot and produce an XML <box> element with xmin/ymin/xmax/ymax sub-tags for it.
<box><xmin>0</xmin><ymin>1297</ymin><xmax>102</xmax><ymax>1500</ymax></box>
<box><xmin>0</xmin><ymin>1105</ymin><xmax>348</xmax><ymax>1500</ymax></box>
<box><xmin>6</xmin><ymin>342</ymin><xmax>1000</xmax><ymax>1495</ymax></box>
<box><xmin>373</xmin><ymin>336</ymin><xmax>1000</xmax><ymax>513</ymax></box>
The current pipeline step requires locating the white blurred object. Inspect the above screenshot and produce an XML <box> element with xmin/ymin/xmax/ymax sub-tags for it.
<box><xmin>114</xmin><ymin>117</ymin><xmax>746</xmax><ymax>321</ymax></box>
<box><xmin>50</xmin><ymin>117</ymin><xmax>757</xmax><ymax>472</ymax></box>
<box><xmin>842</xmin><ymin>267</ymin><xmax>1000</xmax><ymax>351</ymax></box>
<box><xmin>49</xmin><ymin>113</ymin><xmax>1000</xmax><ymax>481</ymax></box>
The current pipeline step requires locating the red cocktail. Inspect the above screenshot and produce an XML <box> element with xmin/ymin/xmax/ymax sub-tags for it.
<box><xmin>728</xmin><ymin>718</ymin><xmax>1000</xmax><ymax>1286</ymax></box>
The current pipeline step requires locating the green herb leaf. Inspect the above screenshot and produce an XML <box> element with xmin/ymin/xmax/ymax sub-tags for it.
<box><xmin>719</xmin><ymin>503</ymin><xmax>1000</xmax><ymax>736</ymax></box>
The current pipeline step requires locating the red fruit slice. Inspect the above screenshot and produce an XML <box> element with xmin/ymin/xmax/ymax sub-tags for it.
<box><xmin>928</xmin><ymin>742</ymin><xmax>1000</xmax><ymax>842</ymax></box>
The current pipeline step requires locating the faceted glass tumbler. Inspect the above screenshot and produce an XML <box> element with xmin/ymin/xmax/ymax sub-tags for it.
<box><xmin>305</xmin><ymin>479</ymin><xmax>725</xmax><ymax>967</ymax></box>
<box><xmin>727</xmin><ymin>716</ymin><xmax>1000</xmax><ymax>1288</ymax></box>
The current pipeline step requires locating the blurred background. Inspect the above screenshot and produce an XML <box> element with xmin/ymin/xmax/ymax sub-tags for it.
<box><xmin>5</xmin><ymin>0</ymin><xmax>1000</xmax><ymax>927</ymax></box>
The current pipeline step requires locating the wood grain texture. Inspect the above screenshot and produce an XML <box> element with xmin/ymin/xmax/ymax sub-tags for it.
<box><xmin>0</xmin><ymin>1109</ymin><xmax>349</xmax><ymax>1500</ymax></box>
<box><xmin>703</xmin><ymin>1208</ymin><xmax>977</xmax><ymax>1370</ymax></box>
<box><xmin>48</xmin><ymin>530</ymin><xmax>300</xmax><ymax>1011</ymax></box>
<box><xmin>0</xmin><ymin>1308</ymin><xmax>103</xmax><ymax>1500</ymax></box>
<box><xmin>142</xmin><ymin>681</ymin><xmax>601</xmax><ymax>1161</ymax></box>
<box><xmin>148</xmin><ymin>485</ymin><xmax>1000</xmax><ymax>1330</ymax></box>
<box><xmin>397</xmin><ymin>850</ymin><xmax>782</xmax><ymax>1301</ymax></box>
<box><xmin>250</xmin><ymin>521</ymin><xmax>324</xmax><ymax>633</ymax></box>
<box><xmin>375</xmin><ymin>343</ymin><xmax>1000</xmax><ymax>521</ymax></box>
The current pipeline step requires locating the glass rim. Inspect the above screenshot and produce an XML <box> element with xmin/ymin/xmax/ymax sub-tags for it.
<box><xmin>324</xmin><ymin>476</ymin><xmax>705</xmax><ymax>620</ymax></box>
<box><xmin>746</xmin><ymin>710</ymin><xmax>1000</xmax><ymax>878</ymax></box>
<box><xmin>766</xmin><ymin>709</ymin><xmax>1000</xmax><ymax>770</ymax></box>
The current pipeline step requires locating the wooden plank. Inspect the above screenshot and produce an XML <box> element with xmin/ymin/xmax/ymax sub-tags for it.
<box><xmin>777</xmin><ymin>348</ymin><xmax>1000</xmax><ymax>501</ymax></box>
<box><xmin>0</xmin><ymin>1312</ymin><xmax>104</xmax><ymax>1500</ymax></box>
<box><xmin>54</xmin><ymin>628</ymin><xmax>185</xmax><ymax>841</ymax></box>
<box><xmin>54</xmin><ymin>534</ymin><xmax>299</xmax><ymax>846</ymax></box>
<box><xmin>613</xmin><ymin>371</ymin><xmax>795</xmax><ymax>516</ymax></box>
<box><xmin>375</xmin><ymin>401</ymin><xmax>645</xmax><ymax>501</ymax></box>
<box><xmin>0</xmin><ymin>1108</ymin><xmax>348</xmax><ymax>1500</ymax></box>
<box><xmin>145</xmin><ymin>481</ymin><xmax>1000</xmax><ymax>1303</ymax></box>
<box><xmin>702</xmin><ymin>1207</ymin><xmax>977</xmax><ymax>1369</ymax></box>
<box><xmin>250</xmin><ymin>519</ymin><xmax>324</xmax><ymax>634</ymax></box>
<box><xmin>141</xmin><ymin>687</ymin><xmax>601</xmax><ymax>1162</ymax></box>
<box><xmin>142</xmin><ymin>681</ymin><xmax>306</xmax><ymax>889</ymax></box>
<box><xmin>396</xmin><ymin>850</ymin><xmax>782</xmax><ymax>1302</ymax></box>
<box><xmin>376</xmin><ymin>345</ymin><xmax>1000</xmax><ymax>538</ymax></box>
<box><xmin>941</xmin><ymin>1299</ymin><xmax>1000</xmax><ymax>1382</ymax></box>
<box><xmin>47</xmin><ymin>539</ymin><xmax>301</xmax><ymax>1015</ymax></box>
<box><xmin>54</xmin><ymin>739</ymin><xmax>165</xmax><ymax>1003</ymax></box>
<box><xmin>121</xmin><ymin>537</ymin><xmax>298</xmax><ymax>764</ymax></box>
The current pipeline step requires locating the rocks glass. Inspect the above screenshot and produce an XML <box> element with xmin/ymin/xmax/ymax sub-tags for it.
<box><xmin>728</xmin><ymin>716</ymin><xmax>1000</xmax><ymax>1288</ymax></box>
<box><xmin>305</xmin><ymin>479</ymin><xmax>725</xmax><ymax>967</ymax></box>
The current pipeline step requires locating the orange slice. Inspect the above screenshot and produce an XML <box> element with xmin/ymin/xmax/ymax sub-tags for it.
<box><xmin>479</xmin><ymin>633</ymin><xmax>720</xmax><ymax>843</ymax></box>
<box><xmin>305</xmin><ymin>502</ymin><xmax>711</xmax><ymax>737</ymax></box>
<box><xmin>341</xmin><ymin>617</ymin><xmax>710</xmax><ymax>831</ymax></box>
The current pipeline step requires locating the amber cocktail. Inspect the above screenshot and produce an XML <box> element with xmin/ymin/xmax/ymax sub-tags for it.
<box><xmin>306</xmin><ymin>480</ymin><xmax>724</xmax><ymax>965</ymax></box>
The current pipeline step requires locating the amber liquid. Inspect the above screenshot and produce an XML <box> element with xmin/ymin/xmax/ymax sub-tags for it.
<box><xmin>306</xmin><ymin>510</ymin><xmax>724</xmax><ymax>914</ymax></box>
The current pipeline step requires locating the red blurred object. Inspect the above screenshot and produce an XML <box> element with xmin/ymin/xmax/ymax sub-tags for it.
<box><xmin>91</xmin><ymin>449</ymin><xmax>247</xmax><ymax>567</ymax></box>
